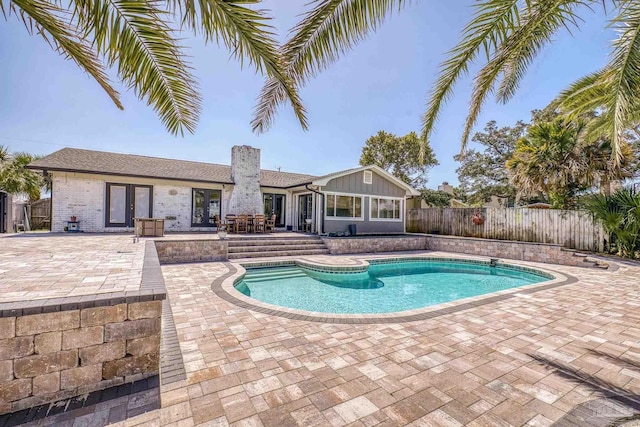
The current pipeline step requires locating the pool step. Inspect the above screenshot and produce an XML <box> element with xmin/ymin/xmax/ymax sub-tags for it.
<box><xmin>244</xmin><ymin>270</ymin><xmax>308</xmax><ymax>282</ymax></box>
<box><xmin>227</xmin><ymin>236</ymin><xmax>330</xmax><ymax>260</ymax></box>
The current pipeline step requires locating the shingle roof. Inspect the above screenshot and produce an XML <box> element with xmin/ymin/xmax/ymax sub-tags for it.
<box><xmin>28</xmin><ymin>148</ymin><xmax>317</xmax><ymax>188</ymax></box>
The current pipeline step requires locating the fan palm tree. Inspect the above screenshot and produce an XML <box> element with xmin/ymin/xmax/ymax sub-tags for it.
<box><xmin>0</xmin><ymin>145</ymin><xmax>45</xmax><ymax>201</ymax></box>
<box><xmin>251</xmin><ymin>0</ymin><xmax>640</xmax><ymax>161</ymax></box>
<box><xmin>585</xmin><ymin>187</ymin><xmax>640</xmax><ymax>258</ymax></box>
<box><xmin>1</xmin><ymin>0</ymin><xmax>306</xmax><ymax>136</ymax></box>
<box><xmin>506</xmin><ymin>118</ymin><xmax>634</xmax><ymax>208</ymax></box>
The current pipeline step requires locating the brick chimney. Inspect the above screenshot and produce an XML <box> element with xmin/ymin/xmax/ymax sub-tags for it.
<box><xmin>227</xmin><ymin>145</ymin><xmax>264</xmax><ymax>215</ymax></box>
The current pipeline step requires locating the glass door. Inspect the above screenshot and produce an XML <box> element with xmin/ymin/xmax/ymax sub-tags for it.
<box><xmin>298</xmin><ymin>194</ymin><xmax>313</xmax><ymax>231</ymax></box>
<box><xmin>134</xmin><ymin>187</ymin><xmax>151</xmax><ymax>219</ymax></box>
<box><xmin>263</xmin><ymin>194</ymin><xmax>286</xmax><ymax>228</ymax></box>
<box><xmin>192</xmin><ymin>189</ymin><xmax>221</xmax><ymax>227</ymax></box>
<box><xmin>106</xmin><ymin>183</ymin><xmax>152</xmax><ymax>227</ymax></box>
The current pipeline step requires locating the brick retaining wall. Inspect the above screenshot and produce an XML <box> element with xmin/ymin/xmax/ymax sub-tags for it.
<box><xmin>0</xmin><ymin>301</ymin><xmax>161</xmax><ymax>414</ymax></box>
<box><xmin>154</xmin><ymin>239</ymin><xmax>227</xmax><ymax>264</ymax></box>
<box><xmin>322</xmin><ymin>236</ymin><xmax>429</xmax><ymax>255</ymax></box>
<box><xmin>425</xmin><ymin>234</ymin><xmax>587</xmax><ymax>267</ymax></box>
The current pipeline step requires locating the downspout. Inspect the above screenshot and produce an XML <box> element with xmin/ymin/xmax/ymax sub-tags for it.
<box><xmin>305</xmin><ymin>184</ymin><xmax>324</xmax><ymax>234</ymax></box>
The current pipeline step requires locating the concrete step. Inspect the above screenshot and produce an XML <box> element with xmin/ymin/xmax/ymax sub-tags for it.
<box><xmin>228</xmin><ymin>244</ymin><xmax>328</xmax><ymax>253</ymax></box>
<box><xmin>228</xmin><ymin>249</ymin><xmax>330</xmax><ymax>259</ymax></box>
<box><xmin>584</xmin><ymin>257</ymin><xmax>609</xmax><ymax>269</ymax></box>
<box><xmin>227</xmin><ymin>239</ymin><xmax>323</xmax><ymax>247</ymax></box>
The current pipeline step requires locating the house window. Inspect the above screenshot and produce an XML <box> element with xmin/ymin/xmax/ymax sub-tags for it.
<box><xmin>371</xmin><ymin>197</ymin><xmax>402</xmax><ymax>220</ymax></box>
<box><xmin>326</xmin><ymin>194</ymin><xmax>362</xmax><ymax>219</ymax></box>
<box><xmin>363</xmin><ymin>170</ymin><xmax>373</xmax><ymax>184</ymax></box>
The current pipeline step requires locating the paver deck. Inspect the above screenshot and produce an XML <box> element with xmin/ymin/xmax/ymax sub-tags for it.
<box><xmin>0</xmin><ymin>233</ymin><xmax>146</xmax><ymax>302</ymax></box>
<box><xmin>3</xmin><ymin>234</ymin><xmax>640</xmax><ymax>426</ymax></box>
<box><xmin>0</xmin><ymin>232</ymin><xmax>303</xmax><ymax>303</ymax></box>
<box><xmin>149</xmin><ymin>254</ymin><xmax>640</xmax><ymax>427</ymax></box>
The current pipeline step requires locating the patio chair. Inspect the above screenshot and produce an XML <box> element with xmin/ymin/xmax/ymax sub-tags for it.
<box><xmin>265</xmin><ymin>214</ymin><xmax>276</xmax><ymax>233</ymax></box>
<box><xmin>235</xmin><ymin>214</ymin><xmax>248</xmax><ymax>234</ymax></box>
<box><xmin>253</xmin><ymin>214</ymin><xmax>266</xmax><ymax>233</ymax></box>
<box><xmin>214</xmin><ymin>215</ymin><xmax>226</xmax><ymax>232</ymax></box>
<box><xmin>225</xmin><ymin>214</ymin><xmax>236</xmax><ymax>233</ymax></box>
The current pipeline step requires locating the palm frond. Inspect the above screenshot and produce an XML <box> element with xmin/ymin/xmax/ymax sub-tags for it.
<box><xmin>421</xmin><ymin>0</ymin><xmax>522</xmax><ymax>142</ymax></box>
<box><xmin>495</xmin><ymin>1</ymin><xmax>584</xmax><ymax>104</ymax></box>
<box><xmin>461</xmin><ymin>0</ymin><xmax>589</xmax><ymax>150</ymax></box>
<box><xmin>167</xmin><ymin>0</ymin><xmax>307</xmax><ymax>133</ymax></box>
<box><xmin>73</xmin><ymin>0</ymin><xmax>201</xmax><ymax>135</ymax></box>
<box><xmin>252</xmin><ymin>0</ymin><xmax>407</xmax><ymax>134</ymax></box>
<box><xmin>603</xmin><ymin>2</ymin><xmax>640</xmax><ymax>160</ymax></box>
<box><xmin>551</xmin><ymin>69</ymin><xmax>610</xmax><ymax>116</ymax></box>
<box><xmin>8</xmin><ymin>0</ymin><xmax>122</xmax><ymax>109</ymax></box>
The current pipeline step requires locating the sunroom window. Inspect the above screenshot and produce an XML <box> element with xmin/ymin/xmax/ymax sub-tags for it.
<box><xmin>326</xmin><ymin>194</ymin><xmax>362</xmax><ymax>218</ymax></box>
<box><xmin>371</xmin><ymin>197</ymin><xmax>401</xmax><ymax>220</ymax></box>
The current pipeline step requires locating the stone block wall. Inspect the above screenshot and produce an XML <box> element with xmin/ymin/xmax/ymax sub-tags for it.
<box><xmin>154</xmin><ymin>240</ymin><xmax>228</xmax><ymax>264</ymax></box>
<box><xmin>425</xmin><ymin>235</ymin><xmax>587</xmax><ymax>267</ymax></box>
<box><xmin>322</xmin><ymin>235</ymin><xmax>428</xmax><ymax>255</ymax></box>
<box><xmin>0</xmin><ymin>301</ymin><xmax>162</xmax><ymax>415</ymax></box>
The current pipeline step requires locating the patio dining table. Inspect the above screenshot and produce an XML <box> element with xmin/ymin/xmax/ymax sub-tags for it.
<box><xmin>223</xmin><ymin>215</ymin><xmax>258</xmax><ymax>233</ymax></box>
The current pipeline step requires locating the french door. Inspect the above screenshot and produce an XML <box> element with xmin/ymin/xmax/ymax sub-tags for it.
<box><xmin>298</xmin><ymin>194</ymin><xmax>313</xmax><ymax>231</ymax></box>
<box><xmin>106</xmin><ymin>183</ymin><xmax>152</xmax><ymax>227</ymax></box>
<box><xmin>192</xmin><ymin>189</ymin><xmax>221</xmax><ymax>227</ymax></box>
<box><xmin>264</xmin><ymin>194</ymin><xmax>285</xmax><ymax>228</ymax></box>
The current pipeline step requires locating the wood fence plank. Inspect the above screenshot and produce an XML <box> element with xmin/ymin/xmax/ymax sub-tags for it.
<box><xmin>407</xmin><ymin>207</ymin><xmax>604</xmax><ymax>251</ymax></box>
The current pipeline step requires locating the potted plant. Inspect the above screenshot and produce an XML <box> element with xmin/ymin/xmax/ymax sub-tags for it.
<box><xmin>472</xmin><ymin>211</ymin><xmax>485</xmax><ymax>225</ymax></box>
<box><xmin>70</xmin><ymin>215</ymin><xmax>77</xmax><ymax>222</ymax></box>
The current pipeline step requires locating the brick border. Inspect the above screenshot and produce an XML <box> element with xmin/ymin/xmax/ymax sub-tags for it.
<box><xmin>0</xmin><ymin>241</ymin><xmax>166</xmax><ymax>318</ymax></box>
<box><xmin>159</xmin><ymin>298</ymin><xmax>187</xmax><ymax>386</ymax></box>
<box><xmin>211</xmin><ymin>258</ymin><xmax>579</xmax><ymax>324</ymax></box>
<box><xmin>0</xmin><ymin>375</ymin><xmax>159</xmax><ymax>427</ymax></box>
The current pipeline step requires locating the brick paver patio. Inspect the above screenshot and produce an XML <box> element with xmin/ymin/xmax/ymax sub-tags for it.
<box><xmin>147</xmin><ymin>252</ymin><xmax>639</xmax><ymax>426</ymax></box>
<box><xmin>0</xmin><ymin>234</ymin><xmax>145</xmax><ymax>303</ymax></box>
<box><xmin>3</xmin><ymin>234</ymin><xmax>640</xmax><ymax>426</ymax></box>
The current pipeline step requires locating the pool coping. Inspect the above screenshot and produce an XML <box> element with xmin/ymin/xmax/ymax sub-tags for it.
<box><xmin>211</xmin><ymin>254</ymin><xmax>579</xmax><ymax>324</ymax></box>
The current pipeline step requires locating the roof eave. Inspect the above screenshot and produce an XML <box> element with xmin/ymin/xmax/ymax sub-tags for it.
<box><xmin>27</xmin><ymin>166</ymin><xmax>236</xmax><ymax>186</ymax></box>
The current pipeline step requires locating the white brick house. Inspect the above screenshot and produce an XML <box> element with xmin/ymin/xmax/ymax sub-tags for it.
<box><xmin>28</xmin><ymin>146</ymin><xmax>420</xmax><ymax>234</ymax></box>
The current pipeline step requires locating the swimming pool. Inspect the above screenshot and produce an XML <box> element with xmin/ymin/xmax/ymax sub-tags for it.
<box><xmin>234</xmin><ymin>260</ymin><xmax>550</xmax><ymax>314</ymax></box>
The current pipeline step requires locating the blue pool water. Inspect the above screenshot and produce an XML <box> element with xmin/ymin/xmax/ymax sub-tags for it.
<box><xmin>235</xmin><ymin>261</ymin><xmax>549</xmax><ymax>314</ymax></box>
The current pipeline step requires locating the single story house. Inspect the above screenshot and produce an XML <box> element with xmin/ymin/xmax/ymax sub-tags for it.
<box><xmin>28</xmin><ymin>146</ymin><xmax>420</xmax><ymax>234</ymax></box>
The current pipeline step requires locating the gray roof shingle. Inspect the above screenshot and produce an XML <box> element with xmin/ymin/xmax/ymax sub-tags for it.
<box><xmin>28</xmin><ymin>148</ymin><xmax>318</xmax><ymax>188</ymax></box>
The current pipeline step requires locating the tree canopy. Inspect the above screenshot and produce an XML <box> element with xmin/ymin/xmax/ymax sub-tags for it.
<box><xmin>456</xmin><ymin>120</ymin><xmax>526</xmax><ymax>206</ymax></box>
<box><xmin>506</xmin><ymin>115</ymin><xmax>639</xmax><ymax>208</ymax></box>
<box><xmin>359</xmin><ymin>131</ymin><xmax>438</xmax><ymax>188</ymax></box>
<box><xmin>420</xmin><ymin>189</ymin><xmax>454</xmax><ymax>208</ymax></box>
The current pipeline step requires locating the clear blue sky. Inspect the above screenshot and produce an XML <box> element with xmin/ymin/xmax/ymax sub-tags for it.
<box><xmin>0</xmin><ymin>2</ymin><xmax>612</xmax><ymax>188</ymax></box>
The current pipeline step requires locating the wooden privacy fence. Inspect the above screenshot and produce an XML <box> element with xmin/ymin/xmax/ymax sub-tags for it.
<box><xmin>407</xmin><ymin>207</ymin><xmax>606</xmax><ymax>252</ymax></box>
<box><xmin>29</xmin><ymin>198</ymin><xmax>51</xmax><ymax>230</ymax></box>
